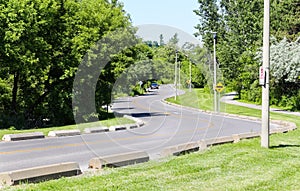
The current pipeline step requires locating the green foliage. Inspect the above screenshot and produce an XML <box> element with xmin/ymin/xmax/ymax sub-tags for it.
<box><xmin>271</xmin><ymin>38</ymin><xmax>299</xmax><ymax>83</ymax></box>
<box><xmin>6</xmin><ymin>94</ymin><xmax>300</xmax><ymax>191</ymax></box>
<box><xmin>194</xmin><ymin>0</ymin><xmax>225</xmax><ymax>50</ymax></box>
<box><xmin>0</xmin><ymin>0</ymin><xmax>133</xmax><ymax>129</ymax></box>
<box><xmin>256</xmin><ymin>37</ymin><xmax>300</xmax><ymax>110</ymax></box>
<box><xmin>271</xmin><ymin>0</ymin><xmax>300</xmax><ymax>41</ymax></box>
<box><xmin>168</xmin><ymin>33</ymin><xmax>180</xmax><ymax>46</ymax></box>
<box><xmin>129</xmin><ymin>84</ymin><xmax>145</xmax><ymax>96</ymax></box>
<box><xmin>194</xmin><ymin>0</ymin><xmax>300</xmax><ymax>111</ymax></box>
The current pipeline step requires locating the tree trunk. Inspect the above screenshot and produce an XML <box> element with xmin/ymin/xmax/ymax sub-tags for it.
<box><xmin>11</xmin><ymin>71</ymin><xmax>20</xmax><ymax>114</ymax></box>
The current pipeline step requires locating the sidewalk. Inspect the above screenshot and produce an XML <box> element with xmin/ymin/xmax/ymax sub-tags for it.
<box><xmin>221</xmin><ymin>92</ymin><xmax>300</xmax><ymax>117</ymax></box>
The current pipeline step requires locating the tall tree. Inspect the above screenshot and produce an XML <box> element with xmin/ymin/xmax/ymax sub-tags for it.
<box><xmin>218</xmin><ymin>0</ymin><xmax>263</xmax><ymax>92</ymax></box>
<box><xmin>194</xmin><ymin>0</ymin><xmax>300</xmax><ymax>110</ymax></box>
<box><xmin>194</xmin><ymin>0</ymin><xmax>225</xmax><ymax>50</ymax></box>
<box><xmin>0</xmin><ymin>0</ymin><xmax>133</xmax><ymax>128</ymax></box>
<box><xmin>159</xmin><ymin>34</ymin><xmax>165</xmax><ymax>46</ymax></box>
<box><xmin>271</xmin><ymin>0</ymin><xmax>300</xmax><ymax>41</ymax></box>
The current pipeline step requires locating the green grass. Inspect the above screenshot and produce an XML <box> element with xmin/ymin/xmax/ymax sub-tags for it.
<box><xmin>0</xmin><ymin>117</ymin><xmax>133</xmax><ymax>139</ymax></box>
<box><xmin>167</xmin><ymin>88</ymin><xmax>299</xmax><ymax>120</ymax></box>
<box><xmin>3</xmin><ymin>130</ymin><xmax>300</xmax><ymax>191</ymax></box>
<box><xmin>168</xmin><ymin>88</ymin><xmax>214</xmax><ymax>111</ymax></box>
<box><xmin>2</xmin><ymin>89</ymin><xmax>300</xmax><ymax>191</ymax></box>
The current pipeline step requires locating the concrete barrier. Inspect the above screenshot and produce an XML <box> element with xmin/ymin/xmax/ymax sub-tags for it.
<box><xmin>198</xmin><ymin>140</ymin><xmax>208</xmax><ymax>151</ymax></box>
<box><xmin>48</xmin><ymin>130</ymin><xmax>81</xmax><ymax>137</ymax></box>
<box><xmin>123</xmin><ymin>115</ymin><xmax>144</xmax><ymax>127</ymax></box>
<box><xmin>270</xmin><ymin>128</ymin><xmax>288</xmax><ymax>134</ymax></box>
<box><xmin>109</xmin><ymin>125</ymin><xmax>127</xmax><ymax>131</ymax></box>
<box><xmin>2</xmin><ymin>132</ymin><xmax>45</xmax><ymax>142</ymax></box>
<box><xmin>205</xmin><ymin>136</ymin><xmax>234</xmax><ymax>146</ymax></box>
<box><xmin>123</xmin><ymin>115</ymin><xmax>135</xmax><ymax>120</ymax></box>
<box><xmin>232</xmin><ymin>132</ymin><xmax>260</xmax><ymax>143</ymax></box>
<box><xmin>161</xmin><ymin>142</ymin><xmax>200</xmax><ymax>157</ymax></box>
<box><xmin>136</xmin><ymin>121</ymin><xmax>145</xmax><ymax>127</ymax></box>
<box><xmin>0</xmin><ymin>162</ymin><xmax>81</xmax><ymax>186</ymax></box>
<box><xmin>89</xmin><ymin>151</ymin><xmax>149</xmax><ymax>169</ymax></box>
<box><xmin>125</xmin><ymin>124</ymin><xmax>138</xmax><ymax>130</ymax></box>
<box><xmin>84</xmin><ymin>127</ymin><xmax>109</xmax><ymax>134</ymax></box>
<box><xmin>271</xmin><ymin>120</ymin><xmax>297</xmax><ymax>132</ymax></box>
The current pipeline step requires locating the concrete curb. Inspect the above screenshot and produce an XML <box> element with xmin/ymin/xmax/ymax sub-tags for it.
<box><xmin>125</xmin><ymin>124</ymin><xmax>139</xmax><ymax>130</ymax></box>
<box><xmin>48</xmin><ymin>130</ymin><xmax>81</xmax><ymax>137</ymax></box>
<box><xmin>162</xmin><ymin>99</ymin><xmax>297</xmax><ymax>135</ymax></box>
<box><xmin>2</xmin><ymin>132</ymin><xmax>45</xmax><ymax>142</ymax></box>
<box><xmin>162</xmin><ymin>99</ymin><xmax>260</xmax><ymax>121</ymax></box>
<box><xmin>232</xmin><ymin>132</ymin><xmax>260</xmax><ymax>143</ymax></box>
<box><xmin>83</xmin><ymin>115</ymin><xmax>144</xmax><ymax>134</ymax></box>
<box><xmin>270</xmin><ymin>120</ymin><xmax>297</xmax><ymax>133</ymax></box>
<box><xmin>88</xmin><ymin>151</ymin><xmax>149</xmax><ymax>169</ymax></box>
<box><xmin>158</xmin><ymin>99</ymin><xmax>298</xmax><ymax>159</ymax></box>
<box><xmin>84</xmin><ymin>127</ymin><xmax>109</xmax><ymax>134</ymax></box>
<box><xmin>1</xmin><ymin>116</ymin><xmax>146</xmax><ymax>141</ymax></box>
<box><xmin>0</xmin><ymin>162</ymin><xmax>81</xmax><ymax>186</ymax></box>
<box><xmin>161</xmin><ymin>142</ymin><xmax>200</xmax><ymax>157</ymax></box>
<box><xmin>123</xmin><ymin>115</ymin><xmax>145</xmax><ymax>127</ymax></box>
<box><xmin>205</xmin><ymin>136</ymin><xmax>234</xmax><ymax>146</ymax></box>
<box><xmin>109</xmin><ymin>125</ymin><xmax>127</xmax><ymax>131</ymax></box>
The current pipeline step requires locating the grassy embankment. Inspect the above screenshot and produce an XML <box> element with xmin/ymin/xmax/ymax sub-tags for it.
<box><xmin>3</xmin><ymin>89</ymin><xmax>300</xmax><ymax>191</ymax></box>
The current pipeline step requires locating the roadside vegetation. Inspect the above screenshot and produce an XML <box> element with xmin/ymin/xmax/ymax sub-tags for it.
<box><xmin>0</xmin><ymin>0</ymin><xmax>298</xmax><ymax>131</ymax></box>
<box><xmin>3</xmin><ymin>89</ymin><xmax>299</xmax><ymax>191</ymax></box>
<box><xmin>0</xmin><ymin>0</ymin><xmax>299</xmax><ymax>190</ymax></box>
<box><xmin>166</xmin><ymin>88</ymin><xmax>299</xmax><ymax>120</ymax></box>
<box><xmin>4</xmin><ymin>133</ymin><xmax>300</xmax><ymax>191</ymax></box>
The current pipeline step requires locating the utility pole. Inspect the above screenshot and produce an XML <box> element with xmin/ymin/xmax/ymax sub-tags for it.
<box><xmin>212</xmin><ymin>32</ymin><xmax>218</xmax><ymax>113</ymax></box>
<box><xmin>189</xmin><ymin>58</ymin><xmax>192</xmax><ymax>92</ymax></box>
<box><xmin>178</xmin><ymin>61</ymin><xmax>181</xmax><ymax>89</ymax></box>
<box><xmin>175</xmin><ymin>50</ymin><xmax>178</xmax><ymax>100</ymax></box>
<box><xmin>261</xmin><ymin>0</ymin><xmax>270</xmax><ymax>148</ymax></box>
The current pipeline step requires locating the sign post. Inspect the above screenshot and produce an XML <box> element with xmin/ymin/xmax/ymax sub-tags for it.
<box><xmin>215</xmin><ymin>82</ymin><xmax>225</xmax><ymax>112</ymax></box>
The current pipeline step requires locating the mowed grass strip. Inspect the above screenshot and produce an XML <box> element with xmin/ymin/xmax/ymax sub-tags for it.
<box><xmin>2</xmin><ymin>88</ymin><xmax>300</xmax><ymax>191</ymax></box>
<box><xmin>3</xmin><ymin>129</ymin><xmax>300</xmax><ymax>191</ymax></box>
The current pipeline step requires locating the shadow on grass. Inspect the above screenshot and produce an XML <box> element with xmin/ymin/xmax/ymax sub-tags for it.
<box><xmin>270</xmin><ymin>144</ymin><xmax>300</xmax><ymax>149</ymax></box>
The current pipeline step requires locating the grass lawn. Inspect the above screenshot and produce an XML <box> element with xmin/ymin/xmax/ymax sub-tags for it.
<box><xmin>166</xmin><ymin>88</ymin><xmax>299</xmax><ymax>120</ymax></box>
<box><xmin>2</xmin><ymin>89</ymin><xmax>300</xmax><ymax>191</ymax></box>
<box><xmin>0</xmin><ymin>117</ymin><xmax>133</xmax><ymax>139</ymax></box>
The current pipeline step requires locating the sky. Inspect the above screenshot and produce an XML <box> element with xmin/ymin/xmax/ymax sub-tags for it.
<box><xmin>120</xmin><ymin>0</ymin><xmax>201</xmax><ymax>45</ymax></box>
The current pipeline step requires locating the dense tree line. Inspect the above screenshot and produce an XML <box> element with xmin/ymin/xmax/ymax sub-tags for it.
<box><xmin>5</xmin><ymin>0</ymin><xmax>296</xmax><ymax>130</ymax></box>
<box><xmin>0</xmin><ymin>0</ymin><xmax>138</xmax><ymax>129</ymax></box>
<box><xmin>112</xmin><ymin>36</ymin><xmax>208</xmax><ymax>97</ymax></box>
<box><xmin>194</xmin><ymin>0</ymin><xmax>300</xmax><ymax>110</ymax></box>
<box><xmin>0</xmin><ymin>0</ymin><xmax>208</xmax><ymax>129</ymax></box>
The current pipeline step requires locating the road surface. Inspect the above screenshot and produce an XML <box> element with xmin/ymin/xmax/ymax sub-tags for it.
<box><xmin>0</xmin><ymin>85</ymin><xmax>279</xmax><ymax>172</ymax></box>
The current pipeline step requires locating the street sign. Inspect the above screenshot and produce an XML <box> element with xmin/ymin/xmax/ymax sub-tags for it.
<box><xmin>138</xmin><ymin>81</ymin><xmax>143</xmax><ymax>87</ymax></box>
<box><xmin>259</xmin><ymin>66</ymin><xmax>266</xmax><ymax>86</ymax></box>
<box><xmin>215</xmin><ymin>82</ymin><xmax>224</xmax><ymax>93</ymax></box>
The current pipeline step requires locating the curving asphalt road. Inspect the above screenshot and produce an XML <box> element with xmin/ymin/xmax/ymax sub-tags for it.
<box><xmin>0</xmin><ymin>85</ymin><xmax>280</xmax><ymax>173</ymax></box>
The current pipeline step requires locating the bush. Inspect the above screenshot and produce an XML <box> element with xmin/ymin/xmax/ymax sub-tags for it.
<box><xmin>130</xmin><ymin>85</ymin><xmax>145</xmax><ymax>96</ymax></box>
